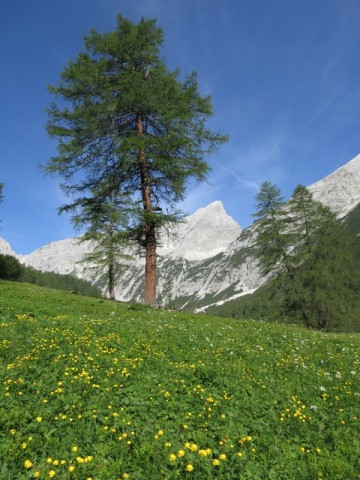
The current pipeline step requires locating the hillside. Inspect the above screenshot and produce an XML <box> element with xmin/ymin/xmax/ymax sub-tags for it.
<box><xmin>0</xmin><ymin>281</ymin><xmax>359</xmax><ymax>479</ymax></box>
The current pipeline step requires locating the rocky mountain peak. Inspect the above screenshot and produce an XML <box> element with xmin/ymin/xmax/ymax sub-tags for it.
<box><xmin>0</xmin><ymin>238</ymin><xmax>18</xmax><ymax>258</ymax></box>
<box><xmin>158</xmin><ymin>201</ymin><xmax>241</xmax><ymax>261</ymax></box>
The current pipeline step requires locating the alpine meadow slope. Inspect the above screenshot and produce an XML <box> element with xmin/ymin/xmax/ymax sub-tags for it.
<box><xmin>1</xmin><ymin>281</ymin><xmax>359</xmax><ymax>479</ymax></box>
<box><xmin>1</xmin><ymin>153</ymin><xmax>360</xmax><ymax>309</ymax></box>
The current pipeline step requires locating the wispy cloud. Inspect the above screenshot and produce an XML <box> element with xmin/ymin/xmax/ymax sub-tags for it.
<box><xmin>214</xmin><ymin>161</ymin><xmax>260</xmax><ymax>193</ymax></box>
<box><xmin>177</xmin><ymin>130</ymin><xmax>289</xmax><ymax>220</ymax></box>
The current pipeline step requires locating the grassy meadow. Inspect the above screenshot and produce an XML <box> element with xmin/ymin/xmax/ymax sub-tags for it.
<box><xmin>0</xmin><ymin>280</ymin><xmax>359</xmax><ymax>479</ymax></box>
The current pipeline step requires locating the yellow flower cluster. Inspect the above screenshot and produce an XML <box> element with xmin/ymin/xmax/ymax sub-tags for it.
<box><xmin>279</xmin><ymin>396</ymin><xmax>311</xmax><ymax>423</ymax></box>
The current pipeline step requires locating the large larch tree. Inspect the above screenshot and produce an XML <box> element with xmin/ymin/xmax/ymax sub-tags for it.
<box><xmin>44</xmin><ymin>15</ymin><xmax>227</xmax><ymax>304</ymax></box>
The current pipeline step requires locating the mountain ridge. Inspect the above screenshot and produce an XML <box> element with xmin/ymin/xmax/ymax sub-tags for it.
<box><xmin>308</xmin><ymin>153</ymin><xmax>360</xmax><ymax>218</ymax></box>
<box><xmin>1</xmin><ymin>153</ymin><xmax>360</xmax><ymax>309</ymax></box>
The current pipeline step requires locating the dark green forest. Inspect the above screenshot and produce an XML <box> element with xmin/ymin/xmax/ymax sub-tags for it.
<box><xmin>0</xmin><ymin>254</ymin><xmax>101</xmax><ymax>297</ymax></box>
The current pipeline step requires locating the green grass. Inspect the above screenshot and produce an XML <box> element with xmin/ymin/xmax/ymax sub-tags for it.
<box><xmin>0</xmin><ymin>280</ymin><xmax>359</xmax><ymax>479</ymax></box>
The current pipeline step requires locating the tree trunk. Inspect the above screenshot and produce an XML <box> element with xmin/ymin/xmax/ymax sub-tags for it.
<box><xmin>137</xmin><ymin>114</ymin><xmax>157</xmax><ymax>305</ymax></box>
<box><xmin>108</xmin><ymin>260</ymin><xmax>116</xmax><ymax>301</ymax></box>
<box><xmin>144</xmin><ymin>224</ymin><xmax>157</xmax><ymax>305</ymax></box>
<box><xmin>108</xmin><ymin>228</ymin><xmax>116</xmax><ymax>301</ymax></box>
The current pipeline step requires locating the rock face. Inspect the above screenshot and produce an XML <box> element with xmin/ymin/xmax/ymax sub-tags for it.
<box><xmin>308</xmin><ymin>153</ymin><xmax>360</xmax><ymax>218</ymax></box>
<box><xmin>0</xmin><ymin>238</ymin><xmax>18</xmax><ymax>257</ymax></box>
<box><xmin>21</xmin><ymin>238</ymin><xmax>93</xmax><ymax>277</ymax></box>
<box><xmin>2</xmin><ymin>153</ymin><xmax>360</xmax><ymax>310</ymax></box>
<box><xmin>158</xmin><ymin>201</ymin><xmax>241</xmax><ymax>261</ymax></box>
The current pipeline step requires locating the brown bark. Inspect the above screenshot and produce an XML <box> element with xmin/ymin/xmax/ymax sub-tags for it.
<box><xmin>108</xmin><ymin>228</ymin><xmax>116</xmax><ymax>301</ymax></box>
<box><xmin>143</xmin><ymin>228</ymin><xmax>157</xmax><ymax>305</ymax></box>
<box><xmin>137</xmin><ymin>114</ymin><xmax>157</xmax><ymax>305</ymax></box>
<box><xmin>108</xmin><ymin>260</ymin><xmax>115</xmax><ymax>301</ymax></box>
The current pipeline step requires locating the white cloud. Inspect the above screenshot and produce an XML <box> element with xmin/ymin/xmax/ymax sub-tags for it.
<box><xmin>223</xmin><ymin>168</ymin><xmax>259</xmax><ymax>192</ymax></box>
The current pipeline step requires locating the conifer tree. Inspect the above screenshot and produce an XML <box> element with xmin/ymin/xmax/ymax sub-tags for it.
<box><xmin>287</xmin><ymin>185</ymin><xmax>359</xmax><ymax>330</ymax></box>
<box><xmin>253</xmin><ymin>181</ymin><xmax>305</xmax><ymax>322</ymax></box>
<box><xmin>61</xmin><ymin>183</ymin><xmax>131</xmax><ymax>301</ymax></box>
<box><xmin>44</xmin><ymin>15</ymin><xmax>227</xmax><ymax>304</ymax></box>
<box><xmin>254</xmin><ymin>182</ymin><xmax>360</xmax><ymax>331</ymax></box>
<box><xmin>253</xmin><ymin>181</ymin><xmax>292</xmax><ymax>276</ymax></box>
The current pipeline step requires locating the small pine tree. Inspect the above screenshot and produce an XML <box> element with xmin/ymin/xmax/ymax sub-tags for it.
<box><xmin>61</xmin><ymin>183</ymin><xmax>132</xmax><ymax>301</ymax></box>
<box><xmin>253</xmin><ymin>181</ymin><xmax>293</xmax><ymax>276</ymax></box>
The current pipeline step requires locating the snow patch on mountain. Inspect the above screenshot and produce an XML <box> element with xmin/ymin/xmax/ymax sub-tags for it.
<box><xmin>195</xmin><ymin>288</ymin><xmax>258</xmax><ymax>313</ymax></box>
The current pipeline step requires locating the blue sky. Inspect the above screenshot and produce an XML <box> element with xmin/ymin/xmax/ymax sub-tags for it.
<box><xmin>1</xmin><ymin>0</ymin><xmax>360</xmax><ymax>254</ymax></box>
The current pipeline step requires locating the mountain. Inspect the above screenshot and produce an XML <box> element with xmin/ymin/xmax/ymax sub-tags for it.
<box><xmin>1</xmin><ymin>153</ymin><xmax>360</xmax><ymax>310</ymax></box>
<box><xmin>308</xmin><ymin>153</ymin><xmax>360</xmax><ymax>218</ymax></box>
<box><xmin>157</xmin><ymin>201</ymin><xmax>242</xmax><ymax>261</ymax></box>
<box><xmin>0</xmin><ymin>238</ymin><xmax>18</xmax><ymax>258</ymax></box>
<box><xmin>15</xmin><ymin>201</ymin><xmax>243</xmax><ymax>305</ymax></box>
